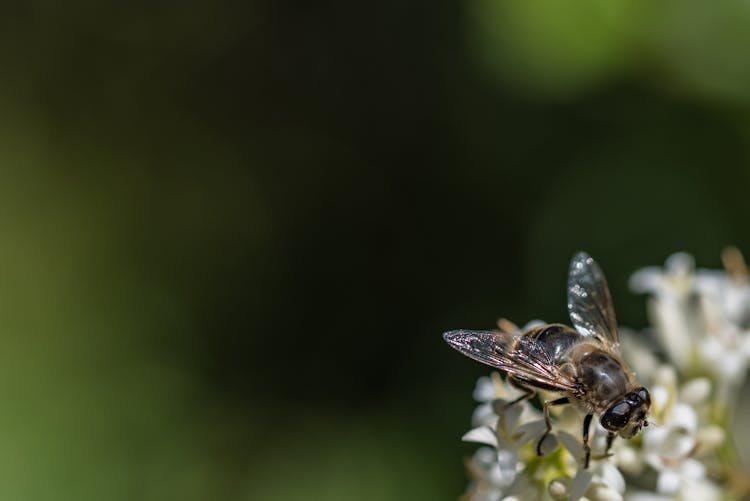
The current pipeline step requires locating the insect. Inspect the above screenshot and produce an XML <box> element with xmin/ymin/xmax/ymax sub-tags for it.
<box><xmin>443</xmin><ymin>252</ymin><xmax>650</xmax><ymax>468</ymax></box>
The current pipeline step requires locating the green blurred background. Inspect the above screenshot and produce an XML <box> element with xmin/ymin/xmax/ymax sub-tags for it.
<box><xmin>2</xmin><ymin>1</ymin><xmax>750</xmax><ymax>499</ymax></box>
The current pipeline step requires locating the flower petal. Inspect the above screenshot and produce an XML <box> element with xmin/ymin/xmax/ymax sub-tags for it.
<box><xmin>656</xmin><ymin>469</ymin><xmax>681</xmax><ymax>494</ymax></box>
<box><xmin>474</xmin><ymin>446</ymin><xmax>497</xmax><ymax>465</ymax></box>
<box><xmin>669</xmin><ymin>403</ymin><xmax>698</xmax><ymax>434</ymax></box>
<box><xmin>652</xmin><ymin>365</ymin><xmax>678</xmax><ymax>389</ymax></box>
<box><xmin>696</xmin><ymin>425</ymin><xmax>725</xmax><ymax>452</ymax></box>
<box><xmin>679</xmin><ymin>475</ymin><xmax>721</xmax><ymax>501</ymax></box>
<box><xmin>558</xmin><ymin>430</ymin><xmax>584</xmax><ymax>464</ymax></box>
<box><xmin>619</xmin><ymin>329</ymin><xmax>660</xmax><ymax>381</ymax></box>
<box><xmin>463</xmin><ymin>426</ymin><xmax>498</xmax><ymax>447</ymax></box>
<box><xmin>624</xmin><ymin>492</ymin><xmax>671</xmax><ymax>501</ymax></box>
<box><xmin>597</xmin><ymin>461</ymin><xmax>625</xmax><ymax>494</ymax></box>
<box><xmin>515</xmin><ymin>420</ymin><xmax>546</xmax><ymax>445</ymax></box>
<box><xmin>680</xmin><ymin>458</ymin><xmax>705</xmax><ymax>478</ymax></box>
<box><xmin>493</xmin><ymin>400</ymin><xmax>524</xmax><ymax>432</ymax></box>
<box><xmin>614</xmin><ymin>445</ymin><xmax>643</xmax><ymax>474</ymax></box>
<box><xmin>493</xmin><ymin>449</ymin><xmax>518</xmax><ymax>487</ymax></box>
<box><xmin>538</xmin><ymin>432</ymin><xmax>559</xmax><ymax>456</ymax></box>
<box><xmin>474</xmin><ymin>376</ymin><xmax>497</xmax><ymax>402</ymax></box>
<box><xmin>678</xmin><ymin>378</ymin><xmax>711</xmax><ymax>406</ymax></box>
<box><xmin>570</xmin><ymin>469</ymin><xmax>593</xmax><ymax>501</ymax></box>
<box><xmin>642</xmin><ymin>423</ymin><xmax>669</xmax><ymax>451</ymax></box>
<box><xmin>629</xmin><ymin>267</ymin><xmax>665</xmax><ymax>294</ymax></box>
<box><xmin>586</xmin><ymin>484</ymin><xmax>623</xmax><ymax>501</ymax></box>
<box><xmin>650</xmin><ymin>386</ymin><xmax>670</xmax><ymax>417</ymax></box>
<box><xmin>472</xmin><ymin>402</ymin><xmax>499</xmax><ymax>428</ymax></box>
<box><xmin>665</xmin><ymin>252</ymin><xmax>695</xmax><ymax>276</ymax></box>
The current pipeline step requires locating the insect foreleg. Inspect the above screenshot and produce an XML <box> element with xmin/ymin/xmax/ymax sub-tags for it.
<box><xmin>588</xmin><ymin>428</ymin><xmax>616</xmax><ymax>466</ymax></box>
<box><xmin>536</xmin><ymin>396</ymin><xmax>570</xmax><ymax>456</ymax></box>
<box><xmin>605</xmin><ymin>431</ymin><xmax>616</xmax><ymax>455</ymax></box>
<box><xmin>582</xmin><ymin>413</ymin><xmax>593</xmax><ymax>468</ymax></box>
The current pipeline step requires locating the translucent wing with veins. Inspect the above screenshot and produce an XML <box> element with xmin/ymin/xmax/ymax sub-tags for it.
<box><xmin>442</xmin><ymin>329</ymin><xmax>579</xmax><ymax>393</ymax></box>
<box><xmin>567</xmin><ymin>252</ymin><xmax>620</xmax><ymax>351</ymax></box>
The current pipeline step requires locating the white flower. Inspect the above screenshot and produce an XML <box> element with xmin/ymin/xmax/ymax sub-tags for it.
<box><xmin>558</xmin><ymin>428</ymin><xmax>626</xmax><ymax>501</ymax></box>
<box><xmin>464</xmin><ymin>446</ymin><xmax>513</xmax><ymax>501</ymax></box>
<box><xmin>630</xmin><ymin>252</ymin><xmax>701</xmax><ymax>370</ymax></box>
<box><xmin>631</xmin><ymin>250</ymin><xmax>750</xmax><ymax>397</ymax></box>
<box><xmin>638</xmin><ymin>367</ymin><xmax>723</xmax><ymax>500</ymax></box>
<box><xmin>625</xmin><ymin>459</ymin><xmax>721</xmax><ymax>501</ymax></box>
<box><xmin>695</xmin><ymin>246</ymin><xmax>750</xmax><ymax>328</ymax></box>
<box><xmin>618</xmin><ymin>328</ymin><xmax>661</xmax><ymax>383</ymax></box>
<box><xmin>470</xmin><ymin>372</ymin><xmax>531</xmax><ymax>428</ymax></box>
<box><xmin>692</xmin><ymin>252</ymin><xmax>750</xmax><ymax>395</ymax></box>
<box><xmin>462</xmin><ymin>374</ymin><xmax>551</xmax><ymax>500</ymax></box>
<box><xmin>471</xmin><ymin>374</ymin><xmax>505</xmax><ymax>428</ymax></box>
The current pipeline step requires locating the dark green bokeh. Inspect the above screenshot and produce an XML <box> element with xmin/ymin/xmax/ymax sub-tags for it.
<box><xmin>0</xmin><ymin>1</ymin><xmax>749</xmax><ymax>499</ymax></box>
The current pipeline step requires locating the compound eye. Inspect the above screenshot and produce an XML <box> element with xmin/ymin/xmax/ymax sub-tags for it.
<box><xmin>601</xmin><ymin>401</ymin><xmax>631</xmax><ymax>431</ymax></box>
<box><xmin>638</xmin><ymin>387</ymin><xmax>651</xmax><ymax>406</ymax></box>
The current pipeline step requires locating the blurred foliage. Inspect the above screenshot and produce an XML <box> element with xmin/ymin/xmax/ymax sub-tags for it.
<box><xmin>470</xmin><ymin>0</ymin><xmax>641</xmax><ymax>95</ymax></box>
<box><xmin>0</xmin><ymin>1</ymin><xmax>748</xmax><ymax>500</ymax></box>
<box><xmin>469</xmin><ymin>0</ymin><xmax>750</xmax><ymax>103</ymax></box>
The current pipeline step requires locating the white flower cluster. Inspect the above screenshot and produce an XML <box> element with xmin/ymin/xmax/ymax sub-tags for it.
<box><xmin>457</xmin><ymin>249</ymin><xmax>750</xmax><ymax>501</ymax></box>
<box><xmin>463</xmin><ymin>372</ymin><xmax>627</xmax><ymax>501</ymax></box>
<box><xmin>630</xmin><ymin>248</ymin><xmax>750</xmax><ymax>405</ymax></box>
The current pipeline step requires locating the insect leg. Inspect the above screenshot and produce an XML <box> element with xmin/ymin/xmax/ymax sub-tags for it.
<box><xmin>582</xmin><ymin>413</ymin><xmax>593</xmax><ymax>468</ymax></box>
<box><xmin>536</xmin><ymin>397</ymin><xmax>570</xmax><ymax>456</ymax></box>
<box><xmin>505</xmin><ymin>376</ymin><xmax>536</xmax><ymax>407</ymax></box>
<box><xmin>605</xmin><ymin>431</ymin><xmax>616</xmax><ymax>455</ymax></box>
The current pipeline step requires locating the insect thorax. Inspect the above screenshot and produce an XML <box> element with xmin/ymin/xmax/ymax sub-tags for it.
<box><xmin>526</xmin><ymin>324</ymin><xmax>582</xmax><ymax>363</ymax></box>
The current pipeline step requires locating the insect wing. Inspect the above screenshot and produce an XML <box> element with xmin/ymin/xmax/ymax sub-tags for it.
<box><xmin>567</xmin><ymin>252</ymin><xmax>620</xmax><ymax>350</ymax></box>
<box><xmin>443</xmin><ymin>329</ymin><xmax>578</xmax><ymax>392</ymax></box>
